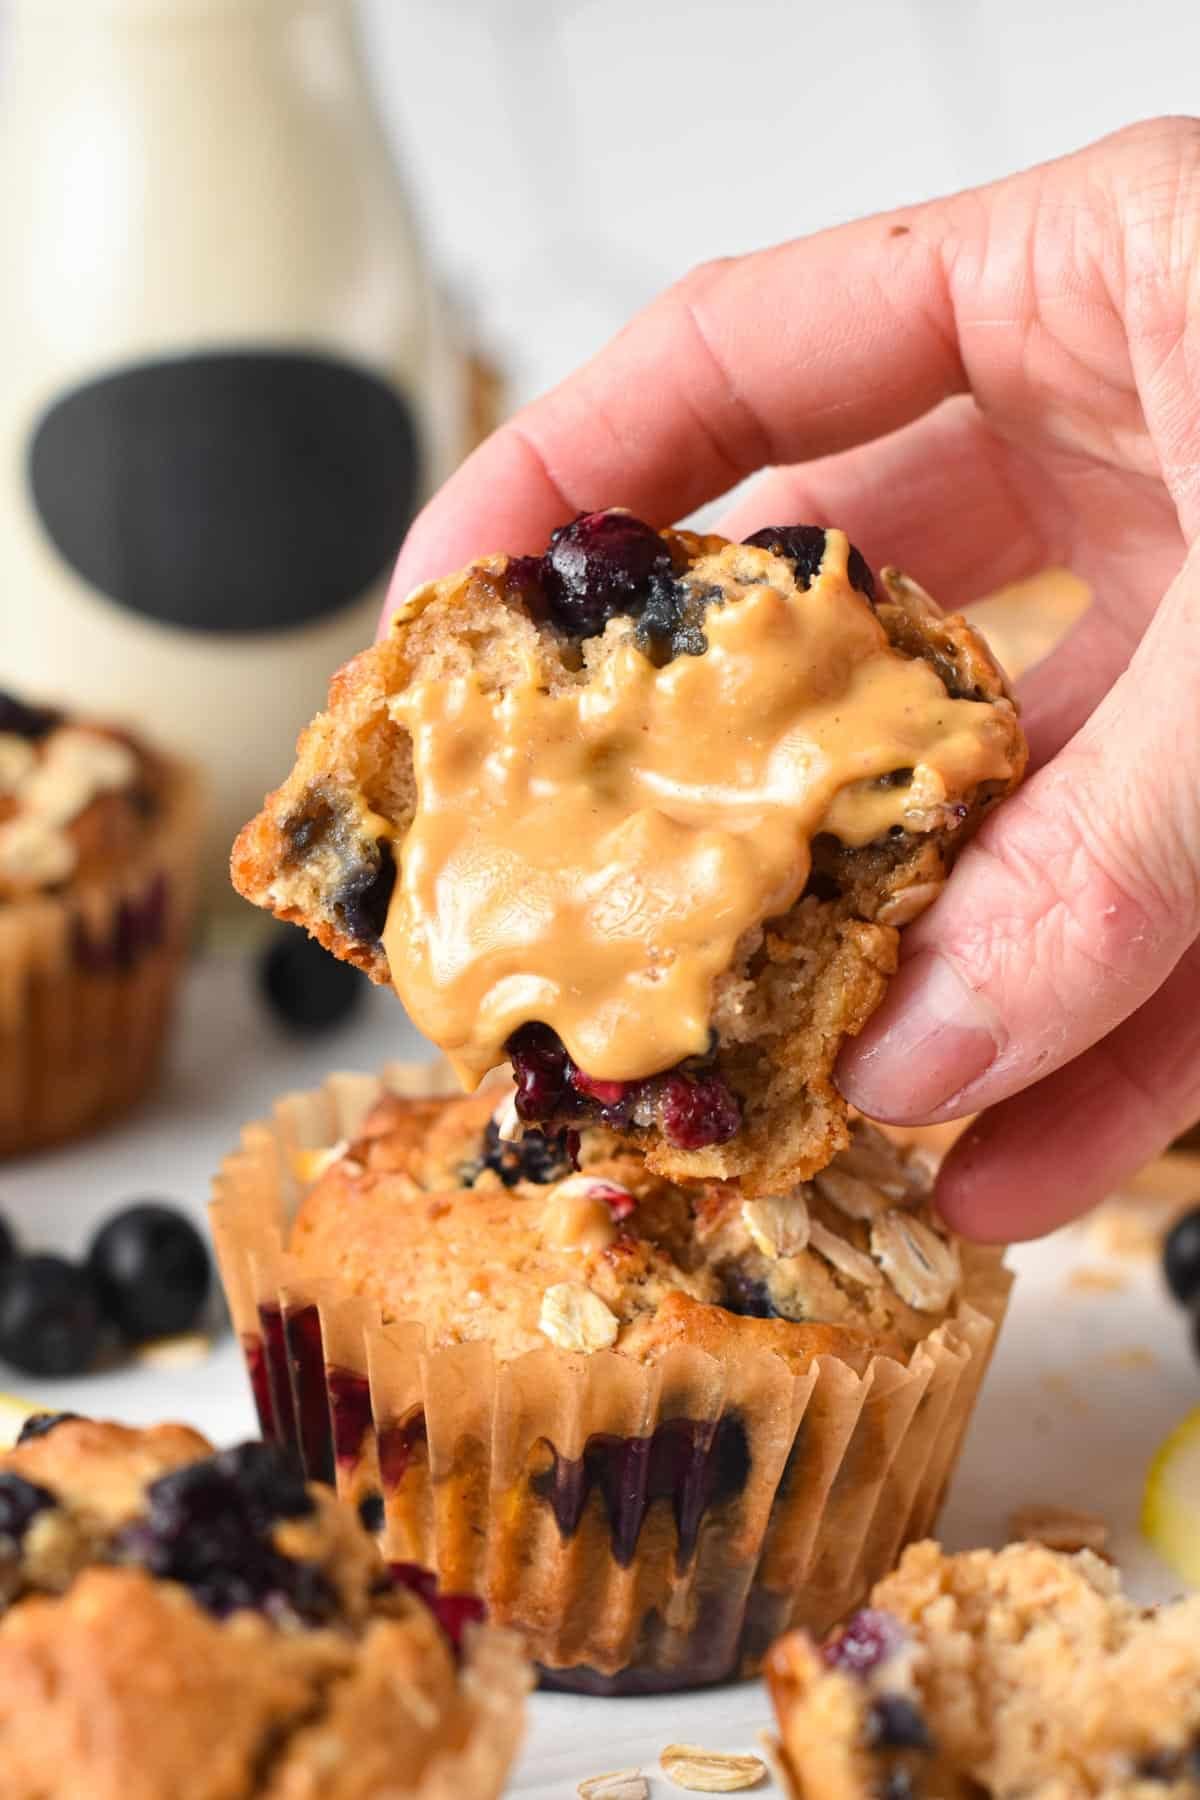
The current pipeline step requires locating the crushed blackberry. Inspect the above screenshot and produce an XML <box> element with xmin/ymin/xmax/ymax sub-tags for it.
<box><xmin>471</xmin><ymin>1117</ymin><xmax>574</xmax><ymax>1188</ymax></box>
<box><xmin>119</xmin><ymin>1441</ymin><xmax>335</xmax><ymax>1624</ymax></box>
<box><xmin>0</xmin><ymin>1473</ymin><xmax>57</xmax><ymax>1543</ymax></box>
<box><xmin>507</xmin><ymin>1021</ymin><xmax>741</xmax><ymax>1151</ymax></box>
<box><xmin>334</xmin><ymin>839</ymin><xmax>396</xmax><ymax>945</ymax></box>
<box><xmin>0</xmin><ymin>691</ymin><xmax>61</xmax><ymax>740</ymax></box>
<box><xmin>743</xmin><ymin>523</ymin><xmax>876</xmax><ymax>601</ymax></box>
<box><xmin>15</xmin><ymin>1412</ymin><xmax>81</xmax><ymax>1445</ymax></box>
<box><xmin>867</xmin><ymin>1695</ymin><xmax>934</xmax><ymax>1754</ymax></box>
<box><xmin>657</xmin><ymin>1069</ymin><xmax>741</xmax><ymax>1150</ymax></box>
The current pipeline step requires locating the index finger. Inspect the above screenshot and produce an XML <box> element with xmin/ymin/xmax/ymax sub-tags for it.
<box><xmin>384</xmin><ymin>205</ymin><xmax>971</xmax><ymax>617</ymax></box>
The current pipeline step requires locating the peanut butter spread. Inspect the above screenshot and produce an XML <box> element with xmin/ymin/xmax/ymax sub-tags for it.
<box><xmin>382</xmin><ymin>534</ymin><xmax>1019</xmax><ymax>1085</ymax></box>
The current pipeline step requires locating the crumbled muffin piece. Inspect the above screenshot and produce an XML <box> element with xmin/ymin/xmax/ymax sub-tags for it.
<box><xmin>232</xmin><ymin>516</ymin><xmax>1025</xmax><ymax>1196</ymax></box>
<box><xmin>766</xmin><ymin>1540</ymin><xmax>1200</xmax><ymax>1799</ymax></box>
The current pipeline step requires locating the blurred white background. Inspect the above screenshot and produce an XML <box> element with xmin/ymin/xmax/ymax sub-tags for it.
<box><xmin>356</xmin><ymin>0</ymin><xmax>1200</xmax><ymax>409</ymax></box>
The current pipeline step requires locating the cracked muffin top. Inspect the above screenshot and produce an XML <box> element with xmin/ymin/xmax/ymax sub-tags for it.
<box><xmin>766</xmin><ymin>1540</ymin><xmax>1200</xmax><ymax>1800</ymax></box>
<box><xmin>232</xmin><ymin>513</ymin><xmax>1025</xmax><ymax>1196</ymax></box>
<box><xmin>0</xmin><ymin>690</ymin><xmax>169</xmax><ymax>902</ymax></box>
<box><xmin>287</xmin><ymin>1085</ymin><xmax>969</xmax><ymax>1367</ymax></box>
<box><xmin>0</xmin><ymin>1414</ymin><xmax>527</xmax><ymax>1800</ymax></box>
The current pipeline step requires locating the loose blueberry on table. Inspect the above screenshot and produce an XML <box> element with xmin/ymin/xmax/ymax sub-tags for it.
<box><xmin>1162</xmin><ymin>1203</ymin><xmax>1200</xmax><ymax>1357</ymax></box>
<box><xmin>0</xmin><ymin>1200</ymin><xmax>211</xmax><ymax>1377</ymax></box>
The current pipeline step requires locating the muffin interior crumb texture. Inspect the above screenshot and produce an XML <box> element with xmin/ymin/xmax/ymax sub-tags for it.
<box><xmin>232</xmin><ymin>512</ymin><xmax>1025</xmax><ymax>1195</ymax></box>
<box><xmin>767</xmin><ymin>1540</ymin><xmax>1200</xmax><ymax>1799</ymax></box>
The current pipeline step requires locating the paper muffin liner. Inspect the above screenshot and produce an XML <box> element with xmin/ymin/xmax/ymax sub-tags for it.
<box><xmin>413</xmin><ymin>1623</ymin><xmax>530</xmax><ymax>1800</ymax></box>
<box><xmin>211</xmin><ymin>1063</ymin><xmax>1012</xmax><ymax>1694</ymax></box>
<box><xmin>0</xmin><ymin>755</ymin><xmax>205</xmax><ymax>1157</ymax></box>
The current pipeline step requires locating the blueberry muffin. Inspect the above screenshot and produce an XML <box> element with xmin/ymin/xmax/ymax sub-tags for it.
<box><xmin>0</xmin><ymin>1412</ymin><xmax>528</xmax><ymax>1798</ymax></box>
<box><xmin>211</xmin><ymin>1068</ymin><xmax>1011</xmax><ymax>1694</ymax></box>
<box><xmin>0</xmin><ymin>689</ymin><xmax>203</xmax><ymax>1156</ymax></box>
<box><xmin>766</xmin><ymin>1540</ymin><xmax>1200</xmax><ymax>1799</ymax></box>
<box><xmin>231</xmin><ymin>513</ymin><xmax>1025</xmax><ymax>1196</ymax></box>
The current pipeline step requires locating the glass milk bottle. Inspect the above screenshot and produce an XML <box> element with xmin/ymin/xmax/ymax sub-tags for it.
<box><xmin>0</xmin><ymin>0</ymin><xmax>462</xmax><ymax>906</ymax></box>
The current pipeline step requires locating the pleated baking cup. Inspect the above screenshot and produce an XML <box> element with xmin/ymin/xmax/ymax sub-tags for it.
<box><xmin>408</xmin><ymin>1623</ymin><xmax>530</xmax><ymax>1800</ymax></box>
<box><xmin>211</xmin><ymin>1063</ymin><xmax>1012</xmax><ymax>1694</ymax></box>
<box><xmin>0</xmin><ymin>755</ymin><xmax>205</xmax><ymax>1157</ymax></box>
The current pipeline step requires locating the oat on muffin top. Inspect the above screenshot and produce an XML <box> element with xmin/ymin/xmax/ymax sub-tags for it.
<box><xmin>287</xmin><ymin>1087</ymin><xmax>964</xmax><ymax>1367</ymax></box>
<box><xmin>0</xmin><ymin>1414</ymin><xmax>524</xmax><ymax>1800</ymax></box>
<box><xmin>233</xmin><ymin>513</ymin><xmax>1025</xmax><ymax>1196</ymax></box>
<box><xmin>0</xmin><ymin>690</ymin><xmax>164</xmax><ymax>899</ymax></box>
<box><xmin>766</xmin><ymin>1539</ymin><xmax>1200</xmax><ymax>1800</ymax></box>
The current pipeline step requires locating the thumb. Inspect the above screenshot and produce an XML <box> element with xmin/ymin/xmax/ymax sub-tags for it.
<box><xmin>837</xmin><ymin>543</ymin><xmax>1200</xmax><ymax>1125</ymax></box>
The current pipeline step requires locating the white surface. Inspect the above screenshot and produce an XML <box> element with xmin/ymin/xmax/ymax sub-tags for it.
<box><xmin>0</xmin><ymin>949</ymin><xmax>1194</xmax><ymax>1795</ymax></box>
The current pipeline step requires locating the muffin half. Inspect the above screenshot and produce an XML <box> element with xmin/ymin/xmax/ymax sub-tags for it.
<box><xmin>231</xmin><ymin>514</ymin><xmax>1025</xmax><ymax>1195</ymax></box>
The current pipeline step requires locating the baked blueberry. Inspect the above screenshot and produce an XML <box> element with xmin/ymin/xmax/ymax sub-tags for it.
<box><xmin>124</xmin><ymin>1441</ymin><xmax>333</xmax><ymax>1624</ymax></box>
<box><xmin>867</xmin><ymin>1694</ymin><xmax>935</xmax><ymax>1753</ymax></box>
<box><xmin>474</xmin><ymin>1117</ymin><xmax>574</xmax><ymax>1188</ymax></box>
<box><xmin>86</xmin><ymin>1202</ymin><xmax>211</xmax><ymax>1342</ymax></box>
<box><xmin>15</xmin><ymin>1411</ymin><xmax>81</xmax><ymax>1445</ymax></box>
<box><xmin>0</xmin><ymin>1472</ymin><xmax>57</xmax><ymax>1542</ymax></box>
<box><xmin>260</xmin><ymin>928</ymin><xmax>365</xmax><ymax>1032</ymax></box>
<box><xmin>743</xmin><ymin>522</ymin><xmax>876</xmax><ymax>600</ymax></box>
<box><xmin>543</xmin><ymin>510</ymin><xmax>675</xmax><ymax>640</ymax></box>
<box><xmin>0</xmin><ymin>1255</ymin><xmax>101</xmax><ymax>1377</ymax></box>
<box><xmin>0</xmin><ymin>690</ymin><xmax>60</xmax><ymax>739</ymax></box>
<box><xmin>823</xmin><ymin>1607</ymin><xmax>906</xmax><ymax>1676</ymax></box>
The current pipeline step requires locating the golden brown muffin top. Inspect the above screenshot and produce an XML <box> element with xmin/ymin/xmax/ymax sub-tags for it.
<box><xmin>0</xmin><ymin>695</ymin><xmax>164</xmax><ymax>900</ymax></box>
<box><xmin>0</xmin><ymin>1415</ymin><xmax>518</xmax><ymax>1799</ymax></box>
<box><xmin>288</xmin><ymin>1088</ymin><xmax>964</xmax><ymax>1366</ymax></box>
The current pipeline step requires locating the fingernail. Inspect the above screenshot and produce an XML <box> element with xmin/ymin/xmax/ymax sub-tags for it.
<box><xmin>836</xmin><ymin>949</ymin><xmax>1004</xmax><ymax>1122</ymax></box>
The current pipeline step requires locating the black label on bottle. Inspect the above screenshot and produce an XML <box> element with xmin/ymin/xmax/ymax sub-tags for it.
<box><xmin>28</xmin><ymin>349</ymin><xmax>422</xmax><ymax>634</ymax></box>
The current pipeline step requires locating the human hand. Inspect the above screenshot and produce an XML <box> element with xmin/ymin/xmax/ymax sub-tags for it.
<box><xmin>385</xmin><ymin>117</ymin><xmax>1200</xmax><ymax>1242</ymax></box>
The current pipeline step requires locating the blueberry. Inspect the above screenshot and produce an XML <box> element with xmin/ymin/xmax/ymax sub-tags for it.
<box><xmin>867</xmin><ymin>1695</ymin><xmax>934</xmax><ymax>1753</ymax></box>
<box><xmin>474</xmin><ymin>1118</ymin><xmax>574</xmax><ymax>1188</ymax></box>
<box><xmin>0</xmin><ymin>691</ymin><xmax>60</xmax><ymax>740</ymax></box>
<box><xmin>15</xmin><ymin>1411</ymin><xmax>81</xmax><ymax>1445</ymax></box>
<box><xmin>719</xmin><ymin>1272</ymin><xmax>779</xmax><ymax>1319</ymax></box>
<box><xmin>0</xmin><ymin>1256</ymin><xmax>101</xmax><ymax>1376</ymax></box>
<box><xmin>0</xmin><ymin>1215</ymin><xmax>16</xmax><ymax>1274</ymax></box>
<box><xmin>333</xmin><ymin>839</ymin><xmax>396</xmax><ymax>945</ymax></box>
<box><xmin>260</xmin><ymin>929</ymin><xmax>365</xmax><ymax>1033</ymax></box>
<box><xmin>86</xmin><ymin>1203</ymin><xmax>211</xmax><ymax>1343</ymax></box>
<box><xmin>0</xmin><ymin>1473</ymin><xmax>57</xmax><ymax>1542</ymax></box>
<box><xmin>122</xmin><ymin>1441</ymin><xmax>333</xmax><ymax>1624</ymax></box>
<box><xmin>1164</xmin><ymin>1205</ymin><xmax>1200</xmax><ymax>1305</ymax></box>
<box><xmin>508</xmin><ymin>1022</ymin><xmax>575</xmax><ymax>1122</ymax></box>
<box><xmin>824</xmin><ymin>1608</ymin><xmax>907</xmax><ymax>1677</ymax></box>
<box><xmin>357</xmin><ymin>1490</ymin><xmax>385</xmax><ymax>1535</ymax></box>
<box><xmin>743</xmin><ymin>523</ymin><xmax>876</xmax><ymax>600</ymax></box>
<box><xmin>543</xmin><ymin>510</ymin><xmax>676</xmax><ymax>640</ymax></box>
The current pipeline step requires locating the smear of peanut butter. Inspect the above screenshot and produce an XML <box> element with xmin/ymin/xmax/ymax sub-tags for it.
<box><xmin>382</xmin><ymin>533</ymin><xmax>1018</xmax><ymax>1086</ymax></box>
